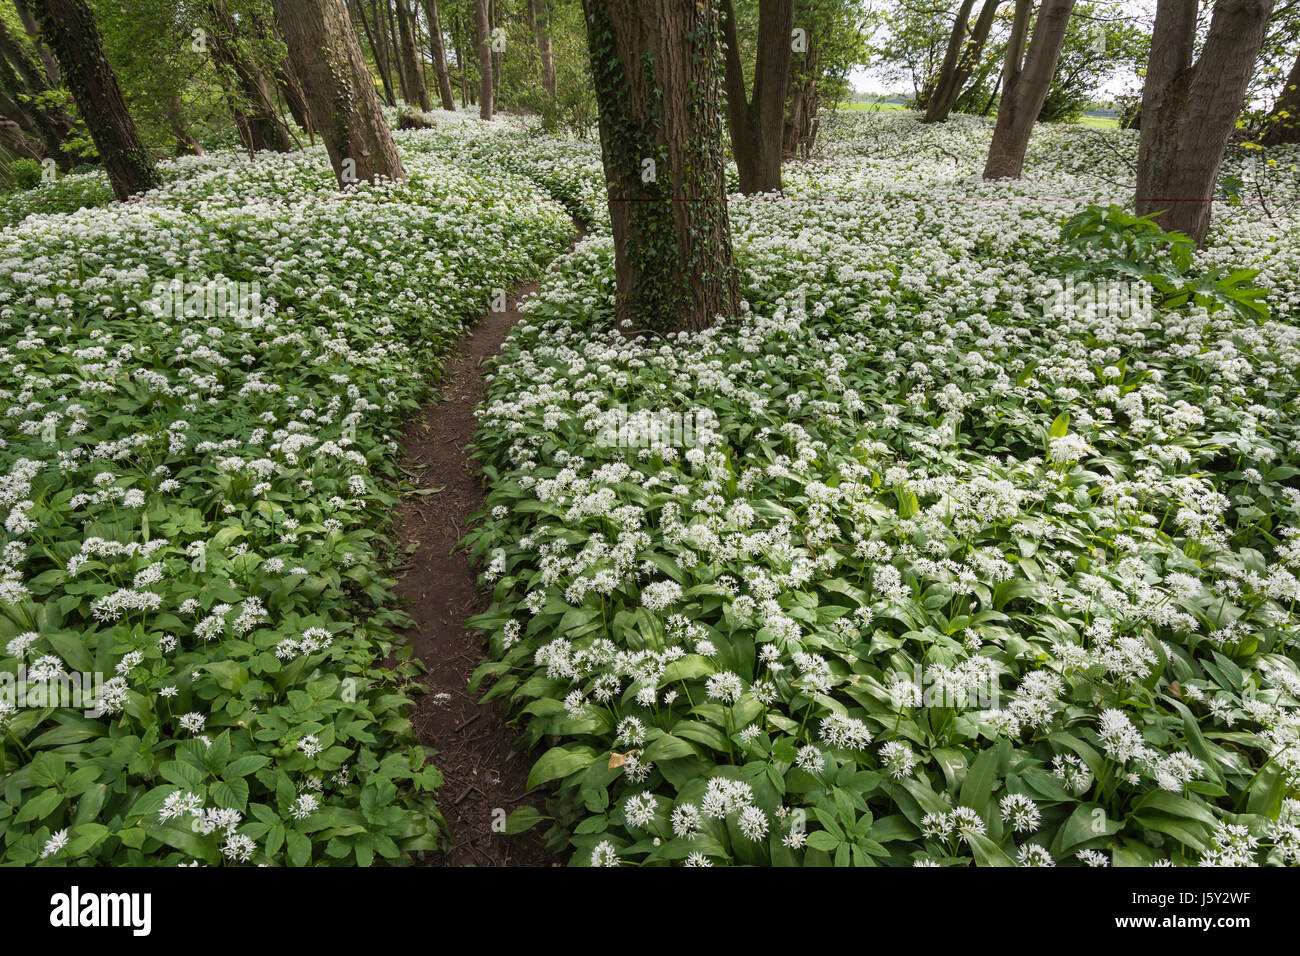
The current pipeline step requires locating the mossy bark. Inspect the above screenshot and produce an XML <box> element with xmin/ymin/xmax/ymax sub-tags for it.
<box><xmin>30</xmin><ymin>0</ymin><xmax>161</xmax><ymax>199</ymax></box>
<box><xmin>581</xmin><ymin>0</ymin><xmax>740</xmax><ymax>333</ymax></box>
<box><xmin>1135</xmin><ymin>0</ymin><xmax>1274</xmax><ymax>246</ymax></box>
<box><xmin>273</xmin><ymin>0</ymin><xmax>407</xmax><ymax>187</ymax></box>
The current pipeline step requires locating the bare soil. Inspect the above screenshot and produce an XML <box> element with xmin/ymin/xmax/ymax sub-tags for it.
<box><xmin>391</xmin><ymin>279</ymin><xmax>557</xmax><ymax>867</ymax></box>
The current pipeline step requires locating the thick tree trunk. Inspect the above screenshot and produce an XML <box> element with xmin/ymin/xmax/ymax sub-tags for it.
<box><xmin>925</xmin><ymin>0</ymin><xmax>1000</xmax><ymax>123</ymax></box>
<box><xmin>423</xmin><ymin>0</ymin><xmax>457</xmax><ymax>110</ymax></box>
<box><xmin>1259</xmin><ymin>51</ymin><xmax>1300</xmax><ymax>146</ymax></box>
<box><xmin>1136</xmin><ymin>0</ymin><xmax>1273</xmax><ymax>245</ymax></box>
<box><xmin>29</xmin><ymin>0</ymin><xmax>160</xmax><ymax>199</ymax></box>
<box><xmin>530</xmin><ymin>0</ymin><xmax>557</xmax><ymax>98</ymax></box>
<box><xmin>476</xmin><ymin>0</ymin><xmax>493</xmax><ymax>119</ymax></box>
<box><xmin>581</xmin><ymin>0</ymin><xmax>741</xmax><ymax>333</ymax></box>
<box><xmin>273</xmin><ymin>0</ymin><xmax>407</xmax><ymax>186</ymax></box>
<box><xmin>207</xmin><ymin>1</ymin><xmax>295</xmax><ymax>154</ymax></box>
<box><xmin>983</xmin><ymin>0</ymin><xmax>1076</xmax><ymax>180</ymax></box>
<box><xmin>396</xmin><ymin>0</ymin><xmax>431</xmax><ymax>110</ymax></box>
<box><xmin>720</xmin><ymin>0</ymin><xmax>794</xmax><ymax>194</ymax></box>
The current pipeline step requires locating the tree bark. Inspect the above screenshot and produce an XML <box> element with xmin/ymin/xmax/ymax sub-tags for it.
<box><xmin>720</xmin><ymin>0</ymin><xmax>794</xmax><ymax>194</ymax></box>
<box><xmin>1136</xmin><ymin>0</ymin><xmax>1274</xmax><ymax>245</ymax></box>
<box><xmin>581</xmin><ymin>0</ymin><xmax>741</xmax><ymax>333</ymax></box>
<box><xmin>207</xmin><ymin>0</ymin><xmax>295</xmax><ymax>154</ymax></box>
<box><xmin>925</xmin><ymin>0</ymin><xmax>1001</xmax><ymax>123</ymax></box>
<box><xmin>476</xmin><ymin>0</ymin><xmax>493</xmax><ymax>119</ymax></box>
<box><xmin>452</xmin><ymin>5</ymin><xmax>469</xmax><ymax>105</ymax></box>
<box><xmin>15</xmin><ymin>0</ymin><xmax>59</xmax><ymax>87</ymax></box>
<box><xmin>920</xmin><ymin>0</ymin><xmax>975</xmax><ymax>114</ymax></box>
<box><xmin>0</xmin><ymin>14</ymin><xmax>77</xmax><ymax>168</ymax></box>
<box><xmin>353</xmin><ymin>0</ymin><xmax>398</xmax><ymax>105</ymax></box>
<box><xmin>530</xmin><ymin>0</ymin><xmax>557</xmax><ymax>98</ymax></box>
<box><xmin>1260</xmin><ymin>50</ymin><xmax>1300</xmax><ymax>146</ymax></box>
<box><xmin>273</xmin><ymin>0</ymin><xmax>407</xmax><ymax>186</ymax></box>
<box><xmin>423</xmin><ymin>0</ymin><xmax>457</xmax><ymax>110</ymax></box>
<box><xmin>396</xmin><ymin>0</ymin><xmax>431</xmax><ymax>110</ymax></box>
<box><xmin>166</xmin><ymin>97</ymin><xmax>205</xmax><ymax>156</ymax></box>
<box><xmin>29</xmin><ymin>0</ymin><xmax>161</xmax><ymax>199</ymax></box>
<box><xmin>982</xmin><ymin>0</ymin><xmax>1076</xmax><ymax>180</ymax></box>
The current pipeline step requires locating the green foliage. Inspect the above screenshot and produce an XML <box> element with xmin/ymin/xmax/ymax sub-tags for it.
<box><xmin>0</xmin><ymin>124</ymin><xmax>572</xmax><ymax>865</ymax></box>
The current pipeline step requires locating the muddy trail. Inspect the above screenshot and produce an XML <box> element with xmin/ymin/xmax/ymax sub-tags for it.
<box><xmin>391</xmin><ymin>230</ymin><xmax>582</xmax><ymax>867</ymax></box>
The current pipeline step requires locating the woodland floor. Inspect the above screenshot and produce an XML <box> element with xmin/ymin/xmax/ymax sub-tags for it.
<box><xmin>391</xmin><ymin>227</ymin><xmax>583</xmax><ymax>867</ymax></box>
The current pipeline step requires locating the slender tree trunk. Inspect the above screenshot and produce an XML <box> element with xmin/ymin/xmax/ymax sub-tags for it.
<box><xmin>207</xmin><ymin>1</ymin><xmax>295</xmax><ymax>153</ymax></box>
<box><xmin>581</xmin><ymin>0</ymin><xmax>741</xmax><ymax>333</ymax></box>
<box><xmin>982</xmin><ymin>0</ymin><xmax>1076</xmax><ymax>180</ymax></box>
<box><xmin>921</xmin><ymin>0</ymin><xmax>975</xmax><ymax>116</ymax></box>
<box><xmin>720</xmin><ymin>0</ymin><xmax>794</xmax><ymax>194</ymax></box>
<box><xmin>1260</xmin><ymin>50</ymin><xmax>1300</xmax><ymax>146</ymax></box>
<box><xmin>926</xmin><ymin>0</ymin><xmax>1000</xmax><ymax>123</ymax></box>
<box><xmin>15</xmin><ymin>1</ymin><xmax>59</xmax><ymax>87</ymax></box>
<box><xmin>381</xmin><ymin>0</ymin><xmax>408</xmax><ymax>102</ymax></box>
<box><xmin>476</xmin><ymin>0</ymin><xmax>493</xmax><ymax>119</ymax></box>
<box><xmin>29</xmin><ymin>0</ymin><xmax>161</xmax><ymax>199</ymax></box>
<box><xmin>273</xmin><ymin>0</ymin><xmax>407</xmax><ymax>186</ymax></box>
<box><xmin>0</xmin><ymin>15</ymin><xmax>77</xmax><ymax>168</ymax></box>
<box><xmin>166</xmin><ymin>97</ymin><xmax>204</xmax><ymax>156</ymax></box>
<box><xmin>423</xmin><ymin>0</ymin><xmax>457</xmax><ymax>110</ymax></box>
<box><xmin>530</xmin><ymin>0</ymin><xmax>557</xmax><ymax>98</ymax></box>
<box><xmin>452</xmin><ymin>5</ymin><xmax>469</xmax><ymax>105</ymax></box>
<box><xmin>783</xmin><ymin>16</ymin><xmax>820</xmax><ymax>161</ymax></box>
<box><xmin>1136</xmin><ymin>0</ymin><xmax>1274</xmax><ymax>245</ymax></box>
<box><xmin>490</xmin><ymin>0</ymin><xmax>502</xmax><ymax>107</ymax></box>
<box><xmin>396</xmin><ymin>0</ymin><xmax>431</xmax><ymax>109</ymax></box>
<box><xmin>0</xmin><ymin>117</ymin><xmax>42</xmax><ymax>162</ymax></box>
<box><xmin>354</xmin><ymin>0</ymin><xmax>398</xmax><ymax>105</ymax></box>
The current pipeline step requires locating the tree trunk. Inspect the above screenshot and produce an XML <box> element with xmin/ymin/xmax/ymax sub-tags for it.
<box><xmin>490</xmin><ymin>0</ymin><xmax>502</xmax><ymax>108</ymax></box>
<box><xmin>921</xmin><ymin>0</ymin><xmax>975</xmax><ymax>116</ymax></box>
<box><xmin>926</xmin><ymin>0</ymin><xmax>1000</xmax><ymax>123</ymax></box>
<box><xmin>273</xmin><ymin>0</ymin><xmax>407</xmax><ymax>186</ymax></box>
<box><xmin>423</xmin><ymin>0</ymin><xmax>457</xmax><ymax>109</ymax></box>
<box><xmin>581</xmin><ymin>0</ymin><xmax>741</xmax><ymax>333</ymax></box>
<box><xmin>15</xmin><ymin>0</ymin><xmax>59</xmax><ymax>87</ymax></box>
<box><xmin>207</xmin><ymin>1</ymin><xmax>295</xmax><ymax>154</ymax></box>
<box><xmin>720</xmin><ymin>0</ymin><xmax>794</xmax><ymax>194</ymax></box>
<box><xmin>166</xmin><ymin>97</ymin><xmax>205</xmax><ymax>156</ymax></box>
<box><xmin>354</xmin><ymin>0</ymin><xmax>398</xmax><ymax>105</ymax></box>
<box><xmin>396</xmin><ymin>0</ymin><xmax>431</xmax><ymax>110</ymax></box>
<box><xmin>476</xmin><ymin>0</ymin><xmax>493</xmax><ymax>119</ymax></box>
<box><xmin>530</xmin><ymin>0</ymin><xmax>557</xmax><ymax>98</ymax></box>
<box><xmin>29</xmin><ymin>0</ymin><xmax>161</xmax><ymax>199</ymax></box>
<box><xmin>0</xmin><ymin>15</ymin><xmax>77</xmax><ymax>169</ymax></box>
<box><xmin>983</xmin><ymin>0</ymin><xmax>1076</xmax><ymax>180</ymax></box>
<box><xmin>452</xmin><ymin>5</ymin><xmax>468</xmax><ymax>105</ymax></box>
<box><xmin>782</xmin><ymin>16</ymin><xmax>819</xmax><ymax>161</ymax></box>
<box><xmin>1260</xmin><ymin>50</ymin><xmax>1300</xmax><ymax>146</ymax></box>
<box><xmin>1136</xmin><ymin>0</ymin><xmax>1274</xmax><ymax>245</ymax></box>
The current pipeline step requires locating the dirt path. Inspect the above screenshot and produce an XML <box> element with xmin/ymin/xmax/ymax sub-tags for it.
<box><xmin>392</xmin><ymin>278</ymin><xmax>556</xmax><ymax>867</ymax></box>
